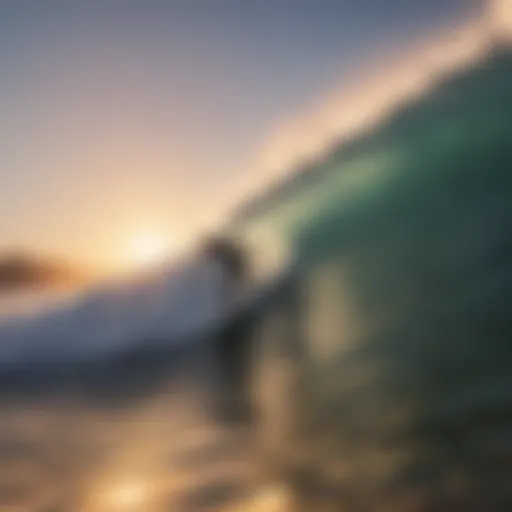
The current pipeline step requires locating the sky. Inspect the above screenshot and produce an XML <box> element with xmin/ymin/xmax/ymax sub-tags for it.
<box><xmin>0</xmin><ymin>0</ymin><xmax>484</xmax><ymax>272</ymax></box>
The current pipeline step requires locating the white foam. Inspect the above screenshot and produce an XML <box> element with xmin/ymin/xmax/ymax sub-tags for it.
<box><xmin>0</xmin><ymin>257</ymin><xmax>233</xmax><ymax>363</ymax></box>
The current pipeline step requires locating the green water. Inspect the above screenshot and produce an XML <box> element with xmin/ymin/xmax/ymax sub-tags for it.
<box><xmin>234</xmin><ymin>47</ymin><xmax>512</xmax><ymax>268</ymax></box>
<box><xmin>235</xmin><ymin>46</ymin><xmax>512</xmax><ymax>509</ymax></box>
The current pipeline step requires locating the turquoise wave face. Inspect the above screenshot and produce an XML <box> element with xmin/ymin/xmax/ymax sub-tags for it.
<box><xmin>236</xmin><ymin>48</ymin><xmax>512</xmax><ymax>267</ymax></box>
<box><xmin>239</xmin><ymin>47</ymin><xmax>512</xmax><ymax>510</ymax></box>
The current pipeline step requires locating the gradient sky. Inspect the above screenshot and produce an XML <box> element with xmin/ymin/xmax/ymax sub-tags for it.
<box><xmin>0</xmin><ymin>0</ymin><xmax>482</xmax><ymax>271</ymax></box>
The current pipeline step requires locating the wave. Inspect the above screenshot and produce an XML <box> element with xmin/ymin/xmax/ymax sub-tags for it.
<box><xmin>0</xmin><ymin>256</ymin><xmax>232</xmax><ymax>364</ymax></box>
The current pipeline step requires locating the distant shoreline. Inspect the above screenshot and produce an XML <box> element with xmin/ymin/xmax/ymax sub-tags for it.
<box><xmin>0</xmin><ymin>251</ymin><xmax>90</xmax><ymax>294</ymax></box>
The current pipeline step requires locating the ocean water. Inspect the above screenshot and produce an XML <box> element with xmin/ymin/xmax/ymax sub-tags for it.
<box><xmin>233</xmin><ymin>47</ymin><xmax>512</xmax><ymax>511</ymax></box>
<box><xmin>0</xmin><ymin>42</ymin><xmax>510</xmax><ymax>512</ymax></box>
<box><xmin>0</xmin><ymin>344</ymin><xmax>262</xmax><ymax>512</ymax></box>
<box><xmin>0</xmin><ymin>258</ymin><xmax>269</xmax><ymax>510</ymax></box>
<box><xmin>0</xmin><ymin>254</ymin><xmax>272</xmax><ymax>511</ymax></box>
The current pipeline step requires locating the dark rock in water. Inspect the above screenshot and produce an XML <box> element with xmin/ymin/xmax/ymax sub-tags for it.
<box><xmin>235</xmin><ymin>46</ymin><xmax>512</xmax><ymax>511</ymax></box>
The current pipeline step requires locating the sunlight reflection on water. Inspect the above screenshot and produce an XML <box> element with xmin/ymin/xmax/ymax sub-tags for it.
<box><xmin>92</xmin><ymin>479</ymin><xmax>150</xmax><ymax>511</ymax></box>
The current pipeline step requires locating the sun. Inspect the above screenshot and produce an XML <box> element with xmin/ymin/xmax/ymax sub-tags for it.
<box><xmin>127</xmin><ymin>232</ymin><xmax>172</xmax><ymax>268</ymax></box>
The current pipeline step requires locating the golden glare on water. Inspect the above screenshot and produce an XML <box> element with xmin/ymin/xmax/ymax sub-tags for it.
<box><xmin>228</xmin><ymin>486</ymin><xmax>291</xmax><ymax>512</ymax></box>
<box><xmin>88</xmin><ymin>479</ymin><xmax>152</xmax><ymax>512</ymax></box>
<box><xmin>108</xmin><ymin>482</ymin><xmax>148</xmax><ymax>510</ymax></box>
